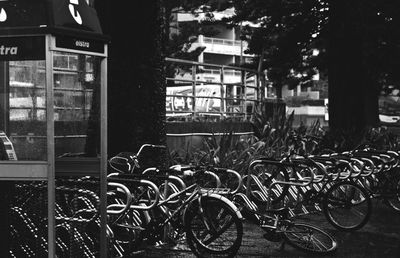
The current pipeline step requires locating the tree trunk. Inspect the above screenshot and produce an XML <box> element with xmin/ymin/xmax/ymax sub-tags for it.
<box><xmin>328</xmin><ymin>0</ymin><xmax>379</xmax><ymax>142</ymax></box>
<box><xmin>275</xmin><ymin>81</ymin><xmax>283</xmax><ymax>99</ymax></box>
<box><xmin>96</xmin><ymin>1</ymin><xmax>166</xmax><ymax>158</ymax></box>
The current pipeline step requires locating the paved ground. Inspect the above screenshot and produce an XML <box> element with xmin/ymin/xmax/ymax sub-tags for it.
<box><xmin>141</xmin><ymin>199</ymin><xmax>400</xmax><ymax>257</ymax></box>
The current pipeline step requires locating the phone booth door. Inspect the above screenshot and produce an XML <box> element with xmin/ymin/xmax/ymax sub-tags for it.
<box><xmin>51</xmin><ymin>35</ymin><xmax>108</xmax><ymax>258</ymax></box>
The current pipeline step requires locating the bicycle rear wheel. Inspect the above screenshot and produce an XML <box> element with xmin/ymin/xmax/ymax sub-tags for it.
<box><xmin>184</xmin><ymin>196</ymin><xmax>243</xmax><ymax>257</ymax></box>
<box><xmin>283</xmin><ymin>222</ymin><xmax>337</xmax><ymax>254</ymax></box>
<box><xmin>323</xmin><ymin>181</ymin><xmax>371</xmax><ymax>231</ymax></box>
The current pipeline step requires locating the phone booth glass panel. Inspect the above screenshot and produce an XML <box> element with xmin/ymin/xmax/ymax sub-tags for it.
<box><xmin>53</xmin><ymin>51</ymin><xmax>101</xmax><ymax>158</ymax></box>
<box><xmin>0</xmin><ymin>41</ymin><xmax>47</xmax><ymax>161</ymax></box>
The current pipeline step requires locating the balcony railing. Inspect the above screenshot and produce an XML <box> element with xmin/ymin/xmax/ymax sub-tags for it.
<box><xmin>202</xmin><ymin>68</ymin><xmax>242</xmax><ymax>77</ymax></box>
<box><xmin>203</xmin><ymin>37</ymin><xmax>243</xmax><ymax>47</ymax></box>
<box><xmin>166</xmin><ymin>58</ymin><xmax>265</xmax><ymax>122</ymax></box>
<box><xmin>199</xmin><ymin>36</ymin><xmax>251</xmax><ymax>57</ymax></box>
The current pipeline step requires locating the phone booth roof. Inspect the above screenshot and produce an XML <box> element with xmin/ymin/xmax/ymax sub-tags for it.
<box><xmin>0</xmin><ymin>0</ymin><xmax>108</xmax><ymax>41</ymax></box>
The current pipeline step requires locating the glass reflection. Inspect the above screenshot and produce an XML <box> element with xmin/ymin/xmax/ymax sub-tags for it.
<box><xmin>53</xmin><ymin>52</ymin><xmax>101</xmax><ymax>158</ymax></box>
<box><xmin>0</xmin><ymin>60</ymin><xmax>47</xmax><ymax>161</ymax></box>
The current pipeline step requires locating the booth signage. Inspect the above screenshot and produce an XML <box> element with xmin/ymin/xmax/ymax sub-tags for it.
<box><xmin>68</xmin><ymin>0</ymin><xmax>83</xmax><ymax>25</ymax></box>
<box><xmin>0</xmin><ymin>36</ymin><xmax>45</xmax><ymax>61</ymax></box>
<box><xmin>0</xmin><ymin>0</ymin><xmax>48</xmax><ymax>28</ymax></box>
<box><xmin>54</xmin><ymin>0</ymin><xmax>102</xmax><ymax>33</ymax></box>
<box><xmin>0</xmin><ymin>0</ymin><xmax>102</xmax><ymax>34</ymax></box>
<box><xmin>56</xmin><ymin>35</ymin><xmax>104</xmax><ymax>54</ymax></box>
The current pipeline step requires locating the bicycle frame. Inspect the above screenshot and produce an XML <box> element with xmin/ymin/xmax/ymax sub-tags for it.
<box><xmin>159</xmin><ymin>182</ymin><xmax>243</xmax><ymax>225</ymax></box>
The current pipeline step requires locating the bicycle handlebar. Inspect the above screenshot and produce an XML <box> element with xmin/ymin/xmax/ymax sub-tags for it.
<box><xmin>108</xmin><ymin>144</ymin><xmax>167</xmax><ymax>174</ymax></box>
<box><xmin>136</xmin><ymin>144</ymin><xmax>166</xmax><ymax>159</ymax></box>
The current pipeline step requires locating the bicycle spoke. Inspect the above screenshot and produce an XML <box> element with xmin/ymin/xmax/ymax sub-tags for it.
<box><xmin>310</xmin><ymin>234</ymin><xmax>330</xmax><ymax>251</ymax></box>
<box><xmin>186</xmin><ymin>197</ymin><xmax>243</xmax><ymax>256</ymax></box>
<box><xmin>203</xmin><ymin>216</ymin><xmax>235</xmax><ymax>246</ymax></box>
<box><xmin>283</xmin><ymin>223</ymin><xmax>337</xmax><ymax>254</ymax></box>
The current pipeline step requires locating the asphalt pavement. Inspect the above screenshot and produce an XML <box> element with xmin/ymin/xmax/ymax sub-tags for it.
<box><xmin>141</xmin><ymin>199</ymin><xmax>400</xmax><ymax>258</ymax></box>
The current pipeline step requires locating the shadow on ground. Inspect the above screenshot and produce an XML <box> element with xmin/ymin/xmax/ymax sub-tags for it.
<box><xmin>141</xmin><ymin>200</ymin><xmax>400</xmax><ymax>257</ymax></box>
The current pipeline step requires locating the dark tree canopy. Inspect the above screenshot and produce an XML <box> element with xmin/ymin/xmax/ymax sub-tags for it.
<box><xmin>226</xmin><ymin>0</ymin><xmax>400</xmax><ymax>138</ymax></box>
<box><xmin>227</xmin><ymin>0</ymin><xmax>326</xmax><ymax>98</ymax></box>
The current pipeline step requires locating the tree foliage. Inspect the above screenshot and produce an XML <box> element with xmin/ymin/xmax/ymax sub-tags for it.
<box><xmin>225</xmin><ymin>0</ymin><xmax>327</xmax><ymax>97</ymax></box>
<box><xmin>225</xmin><ymin>0</ymin><xmax>400</xmax><ymax>134</ymax></box>
<box><xmin>163</xmin><ymin>0</ymin><xmax>229</xmax><ymax>60</ymax></box>
<box><xmin>228</xmin><ymin>0</ymin><xmax>400</xmax><ymax>91</ymax></box>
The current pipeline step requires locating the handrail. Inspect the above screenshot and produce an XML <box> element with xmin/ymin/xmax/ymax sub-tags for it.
<box><xmin>166</xmin><ymin>58</ymin><xmax>264</xmax><ymax>121</ymax></box>
<box><xmin>166</xmin><ymin>57</ymin><xmax>257</xmax><ymax>73</ymax></box>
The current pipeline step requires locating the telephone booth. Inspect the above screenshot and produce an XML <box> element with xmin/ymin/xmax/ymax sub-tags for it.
<box><xmin>0</xmin><ymin>1</ymin><xmax>108</xmax><ymax>257</ymax></box>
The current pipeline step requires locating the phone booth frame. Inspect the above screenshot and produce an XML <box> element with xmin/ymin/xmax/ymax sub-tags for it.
<box><xmin>0</xmin><ymin>2</ymin><xmax>108</xmax><ymax>257</ymax></box>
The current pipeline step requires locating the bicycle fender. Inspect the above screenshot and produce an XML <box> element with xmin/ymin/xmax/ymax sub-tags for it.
<box><xmin>202</xmin><ymin>193</ymin><xmax>244</xmax><ymax>220</ymax></box>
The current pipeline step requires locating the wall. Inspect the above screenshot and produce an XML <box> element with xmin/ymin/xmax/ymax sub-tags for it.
<box><xmin>166</xmin><ymin>121</ymin><xmax>254</xmax><ymax>159</ymax></box>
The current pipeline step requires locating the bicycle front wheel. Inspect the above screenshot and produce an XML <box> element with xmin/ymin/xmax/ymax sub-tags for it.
<box><xmin>323</xmin><ymin>181</ymin><xmax>371</xmax><ymax>231</ymax></box>
<box><xmin>184</xmin><ymin>196</ymin><xmax>243</xmax><ymax>257</ymax></box>
<box><xmin>283</xmin><ymin>222</ymin><xmax>338</xmax><ymax>254</ymax></box>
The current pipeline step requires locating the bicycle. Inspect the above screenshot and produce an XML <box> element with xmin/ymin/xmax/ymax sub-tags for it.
<box><xmin>107</xmin><ymin>163</ymin><xmax>244</xmax><ymax>257</ymax></box>
<box><xmin>232</xmin><ymin>189</ymin><xmax>338</xmax><ymax>255</ymax></box>
<box><xmin>338</xmin><ymin>148</ymin><xmax>400</xmax><ymax>212</ymax></box>
<box><xmin>246</xmin><ymin>154</ymin><xmax>372</xmax><ymax>232</ymax></box>
<box><xmin>288</xmin><ymin>133</ymin><xmax>400</xmax><ymax>213</ymax></box>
